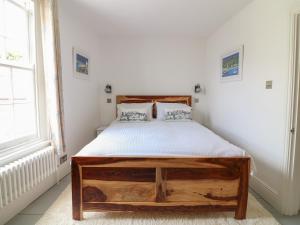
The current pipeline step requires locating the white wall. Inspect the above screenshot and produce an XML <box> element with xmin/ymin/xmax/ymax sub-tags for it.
<box><xmin>58</xmin><ymin>0</ymin><xmax>101</xmax><ymax>157</ymax></box>
<box><xmin>204</xmin><ymin>0</ymin><xmax>300</xmax><ymax>211</ymax></box>
<box><xmin>97</xmin><ymin>37</ymin><xmax>206</xmax><ymax>125</ymax></box>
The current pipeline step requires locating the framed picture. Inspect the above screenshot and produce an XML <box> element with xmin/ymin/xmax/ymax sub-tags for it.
<box><xmin>221</xmin><ymin>46</ymin><xmax>244</xmax><ymax>82</ymax></box>
<box><xmin>73</xmin><ymin>48</ymin><xmax>89</xmax><ymax>79</ymax></box>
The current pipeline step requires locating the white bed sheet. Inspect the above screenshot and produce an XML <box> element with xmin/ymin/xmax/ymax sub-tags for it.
<box><xmin>76</xmin><ymin>120</ymin><xmax>247</xmax><ymax>157</ymax></box>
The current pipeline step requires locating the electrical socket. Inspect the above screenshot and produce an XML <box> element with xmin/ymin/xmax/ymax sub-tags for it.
<box><xmin>60</xmin><ymin>154</ymin><xmax>67</xmax><ymax>164</ymax></box>
<box><xmin>266</xmin><ymin>80</ymin><xmax>273</xmax><ymax>89</ymax></box>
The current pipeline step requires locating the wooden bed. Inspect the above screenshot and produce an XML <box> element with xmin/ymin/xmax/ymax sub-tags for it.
<box><xmin>71</xmin><ymin>95</ymin><xmax>250</xmax><ymax>220</ymax></box>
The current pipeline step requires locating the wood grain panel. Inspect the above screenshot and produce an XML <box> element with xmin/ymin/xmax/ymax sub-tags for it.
<box><xmin>83</xmin><ymin>201</ymin><xmax>237</xmax><ymax>207</ymax></box>
<box><xmin>83</xmin><ymin>202</ymin><xmax>237</xmax><ymax>212</ymax></box>
<box><xmin>72</xmin><ymin>156</ymin><xmax>250</xmax><ymax>220</ymax></box>
<box><xmin>74</xmin><ymin>157</ymin><xmax>249</xmax><ymax>169</ymax></box>
<box><xmin>71</xmin><ymin>158</ymin><xmax>82</xmax><ymax>220</ymax></box>
<box><xmin>82</xmin><ymin>186</ymin><xmax>107</xmax><ymax>202</ymax></box>
<box><xmin>235</xmin><ymin>158</ymin><xmax>250</xmax><ymax>219</ymax></box>
<box><xmin>155</xmin><ymin>168</ymin><xmax>167</xmax><ymax>202</ymax></box>
<box><xmin>82</xmin><ymin>180</ymin><xmax>156</xmax><ymax>202</ymax></box>
<box><xmin>116</xmin><ymin>95</ymin><xmax>192</xmax><ymax>106</ymax></box>
<box><xmin>165</xmin><ymin>179</ymin><xmax>239</xmax><ymax>202</ymax></box>
<box><xmin>82</xmin><ymin>167</ymin><xmax>156</xmax><ymax>182</ymax></box>
<box><xmin>166</xmin><ymin>168</ymin><xmax>240</xmax><ymax>180</ymax></box>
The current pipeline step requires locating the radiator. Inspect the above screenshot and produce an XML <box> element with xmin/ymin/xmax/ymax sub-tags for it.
<box><xmin>0</xmin><ymin>147</ymin><xmax>57</xmax><ymax>209</ymax></box>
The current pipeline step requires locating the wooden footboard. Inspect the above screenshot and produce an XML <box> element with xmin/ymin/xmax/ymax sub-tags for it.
<box><xmin>71</xmin><ymin>157</ymin><xmax>250</xmax><ymax>220</ymax></box>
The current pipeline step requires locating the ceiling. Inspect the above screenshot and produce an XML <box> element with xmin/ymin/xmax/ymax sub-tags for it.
<box><xmin>69</xmin><ymin>0</ymin><xmax>253</xmax><ymax>37</ymax></box>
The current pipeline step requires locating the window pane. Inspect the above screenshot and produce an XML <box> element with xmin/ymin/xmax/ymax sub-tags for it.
<box><xmin>0</xmin><ymin>66</ymin><xmax>11</xmax><ymax>100</ymax></box>
<box><xmin>5</xmin><ymin>38</ymin><xmax>29</xmax><ymax>63</ymax></box>
<box><xmin>0</xmin><ymin>0</ymin><xmax>38</xmax><ymax>148</ymax></box>
<box><xmin>11</xmin><ymin>68</ymin><xmax>37</xmax><ymax>139</ymax></box>
<box><xmin>0</xmin><ymin>0</ymin><xmax>4</xmax><ymax>60</ymax></box>
<box><xmin>10</xmin><ymin>0</ymin><xmax>29</xmax><ymax>8</ymax></box>
<box><xmin>0</xmin><ymin>37</ymin><xmax>5</xmax><ymax>60</ymax></box>
<box><xmin>0</xmin><ymin>104</ymin><xmax>13</xmax><ymax>143</ymax></box>
<box><xmin>13</xmin><ymin>103</ymin><xmax>36</xmax><ymax>138</ymax></box>
<box><xmin>0</xmin><ymin>0</ymin><xmax>4</xmax><ymax>35</ymax></box>
<box><xmin>4</xmin><ymin>0</ymin><xmax>29</xmax><ymax>63</ymax></box>
<box><xmin>4</xmin><ymin>1</ymin><xmax>28</xmax><ymax>39</ymax></box>
<box><xmin>12</xmin><ymin>68</ymin><xmax>34</xmax><ymax>101</ymax></box>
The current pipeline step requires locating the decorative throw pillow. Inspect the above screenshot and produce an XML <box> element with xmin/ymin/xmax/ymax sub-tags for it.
<box><xmin>156</xmin><ymin>102</ymin><xmax>192</xmax><ymax>120</ymax></box>
<box><xmin>117</xmin><ymin>103</ymin><xmax>153</xmax><ymax>120</ymax></box>
<box><xmin>119</xmin><ymin>109</ymin><xmax>148</xmax><ymax>122</ymax></box>
<box><xmin>164</xmin><ymin>108</ymin><xmax>192</xmax><ymax>121</ymax></box>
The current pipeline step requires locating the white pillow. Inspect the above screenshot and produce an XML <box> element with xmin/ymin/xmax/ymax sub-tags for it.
<box><xmin>119</xmin><ymin>108</ymin><xmax>148</xmax><ymax>122</ymax></box>
<box><xmin>156</xmin><ymin>102</ymin><xmax>192</xmax><ymax>120</ymax></box>
<box><xmin>164</xmin><ymin>108</ymin><xmax>192</xmax><ymax>121</ymax></box>
<box><xmin>117</xmin><ymin>103</ymin><xmax>153</xmax><ymax>120</ymax></box>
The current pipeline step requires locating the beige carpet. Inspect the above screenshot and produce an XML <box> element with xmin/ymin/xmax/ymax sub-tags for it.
<box><xmin>36</xmin><ymin>185</ymin><xmax>280</xmax><ymax>225</ymax></box>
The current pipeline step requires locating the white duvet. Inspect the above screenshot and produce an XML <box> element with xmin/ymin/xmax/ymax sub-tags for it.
<box><xmin>76</xmin><ymin>120</ymin><xmax>247</xmax><ymax>157</ymax></box>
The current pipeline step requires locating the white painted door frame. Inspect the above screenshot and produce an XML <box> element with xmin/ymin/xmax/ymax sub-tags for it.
<box><xmin>281</xmin><ymin>11</ymin><xmax>300</xmax><ymax>216</ymax></box>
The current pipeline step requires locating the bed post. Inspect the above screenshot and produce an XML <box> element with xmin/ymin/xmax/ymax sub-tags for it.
<box><xmin>235</xmin><ymin>158</ymin><xmax>250</xmax><ymax>219</ymax></box>
<box><xmin>72</xmin><ymin>158</ymin><xmax>82</xmax><ymax>220</ymax></box>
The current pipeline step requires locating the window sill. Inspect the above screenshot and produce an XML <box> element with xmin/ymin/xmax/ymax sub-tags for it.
<box><xmin>0</xmin><ymin>139</ymin><xmax>52</xmax><ymax>167</ymax></box>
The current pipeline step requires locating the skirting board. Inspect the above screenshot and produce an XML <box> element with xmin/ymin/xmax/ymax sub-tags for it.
<box><xmin>0</xmin><ymin>162</ymin><xmax>71</xmax><ymax>225</ymax></box>
<box><xmin>250</xmin><ymin>175</ymin><xmax>281</xmax><ymax>212</ymax></box>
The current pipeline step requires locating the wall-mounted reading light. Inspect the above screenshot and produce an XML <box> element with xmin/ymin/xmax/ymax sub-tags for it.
<box><xmin>194</xmin><ymin>84</ymin><xmax>201</xmax><ymax>93</ymax></box>
<box><xmin>105</xmin><ymin>84</ymin><xmax>112</xmax><ymax>94</ymax></box>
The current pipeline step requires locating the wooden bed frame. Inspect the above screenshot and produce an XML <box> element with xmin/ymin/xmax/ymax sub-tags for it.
<box><xmin>71</xmin><ymin>96</ymin><xmax>250</xmax><ymax>220</ymax></box>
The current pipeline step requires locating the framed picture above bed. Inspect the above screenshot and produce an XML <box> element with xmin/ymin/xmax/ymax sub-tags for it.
<box><xmin>220</xmin><ymin>46</ymin><xmax>244</xmax><ymax>82</ymax></box>
<box><xmin>73</xmin><ymin>47</ymin><xmax>89</xmax><ymax>79</ymax></box>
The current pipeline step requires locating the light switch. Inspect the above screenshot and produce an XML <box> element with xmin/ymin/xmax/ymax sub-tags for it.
<box><xmin>194</xmin><ymin>98</ymin><xmax>199</xmax><ymax>103</ymax></box>
<box><xmin>266</xmin><ymin>80</ymin><xmax>273</xmax><ymax>89</ymax></box>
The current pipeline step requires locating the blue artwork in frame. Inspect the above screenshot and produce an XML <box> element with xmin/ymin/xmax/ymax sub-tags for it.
<box><xmin>73</xmin><ymin>48</ymin><xmax>89</xmax><ymax>79</ymax></box>
<box><xmin>221</xmin><ymin>46</ymin><xmax>243</xmax><ymax>81</ymax></box>
<box><xmin>76</xmin><ymin>54</ymin><xmax>88</xmax><ymax>75</ymax></box>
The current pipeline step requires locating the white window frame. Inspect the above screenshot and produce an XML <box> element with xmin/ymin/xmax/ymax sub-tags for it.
<box><xmin>0</xmin><ymin>0</ymin><xmax>49</xmax><ymax>161</ymax></box>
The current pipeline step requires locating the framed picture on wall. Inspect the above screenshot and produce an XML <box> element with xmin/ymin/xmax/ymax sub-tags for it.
<box><xmin>220</xmin><ymin>46</ymin><xmax>244</xmax><ymax>82</ymax></box>
<box><xmin>73</xmin><ymin>47</ymin><xmax>89</xmax><ymax>79</ymax></box>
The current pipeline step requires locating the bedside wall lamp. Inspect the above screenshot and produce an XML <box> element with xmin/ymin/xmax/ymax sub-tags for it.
<box><xmin>105</xmin><ymin>84</ymin><xmax>112</xmax><ymax>94</ymax></box>
<box><xmin>194</xmin><ymin>84</ymin><xmax>201</xmax><ymax>93</ymax></box>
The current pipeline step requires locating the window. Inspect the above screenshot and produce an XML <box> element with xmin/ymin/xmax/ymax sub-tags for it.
<box><xmin>0</xmin><ymin>0</ymin><xmax>45</xmax><ymax>149</ymax></box>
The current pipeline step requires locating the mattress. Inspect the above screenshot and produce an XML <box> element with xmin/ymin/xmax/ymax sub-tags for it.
<box><xmin>76</xmin><ymin>120</ymin><xmax>247</xmax><ymax>157</ymax></box>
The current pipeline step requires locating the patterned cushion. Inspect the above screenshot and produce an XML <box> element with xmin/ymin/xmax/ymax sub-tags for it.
<box><xmin>164</xmin><ymin>109</ymin><xmax>192</xmax><ymax>121</ymax></box>
<box><xmin>119</xmin><ymin>110</ymin><xmax>148</xmax><ymax>122</ymax></box>
<box><xmin>156</xmin><ymin>102</ymin><xmax>191</xmax><ymax>120</ymax></box>
<box><xmin>117</xmin><ymin>103</ymin><xmax>153</xmax><ymax>120</ymax></box>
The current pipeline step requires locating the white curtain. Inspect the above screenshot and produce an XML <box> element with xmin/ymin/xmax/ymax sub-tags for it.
<box><xmin>39</xmin><ymin>0</ymin><xmax>65</xmax><ymax>156</ymax></box>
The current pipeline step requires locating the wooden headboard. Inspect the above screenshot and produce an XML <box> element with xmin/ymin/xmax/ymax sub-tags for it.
<box><xmin>116</xmin><ymin>95</ymin><xmax>192</xmax><ymax>118</ymax></box>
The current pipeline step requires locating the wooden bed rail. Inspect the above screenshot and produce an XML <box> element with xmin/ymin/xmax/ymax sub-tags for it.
<box><xmin>72</xmin><ymin>156</ymin><xmax>250</xmax><ymax>220</ymax></box>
